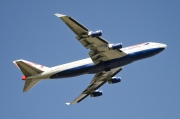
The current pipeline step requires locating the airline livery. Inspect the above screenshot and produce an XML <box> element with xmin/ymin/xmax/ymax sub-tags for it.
<box><xmin>13</xmin><ymin>13</ymin><xmax>167</xmax><ymax>105</ymax></box>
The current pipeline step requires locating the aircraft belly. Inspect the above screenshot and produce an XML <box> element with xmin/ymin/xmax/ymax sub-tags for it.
<box><xmin>50</xmin><ymin>47</ymin><xmax>164</xmax><ymax>79</ymax></box>
<box><xmin>50</xmin><ymin>63</ymin><xmax>94</xmax><ymax>78</ymax></box>
<box><xmin>128</xmin><ymin>47</ymin><xmax>165</xmax><ymax>61</ymax></box>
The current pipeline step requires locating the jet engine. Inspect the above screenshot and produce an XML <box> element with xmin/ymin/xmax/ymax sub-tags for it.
<box><xmin>108</xmin><ymin>43</ymin><xmax>122</xmax><ymax>50</ymax></box>
<box><xmin>90</xmin><ymin>90</ymin><xmax>103</xmax><ymax>97</ymax></box>
<box><xmin>88</xmin><ymin>30</ymin><xmax>102</xmax><ymax>37</ymax></box>
<box><xmin>108</xmin><ymin>77</ymin><xmax>121</xmax><ymax>84</ymax></box>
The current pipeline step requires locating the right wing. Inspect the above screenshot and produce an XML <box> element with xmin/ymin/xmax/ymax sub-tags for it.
<box><xmin>55</xmin><ymin>14</ymin><xmax>88</xmax><ymax>35</ymax></box>
<box><xmin>55</xmin><ymin>13</ymin><xmax>127</xmax><ymax>64</ymax></box>
<box><xmin>66</xmin><ymin>67</ymin><xmax>122</xmax><ymax>105</ymax></box>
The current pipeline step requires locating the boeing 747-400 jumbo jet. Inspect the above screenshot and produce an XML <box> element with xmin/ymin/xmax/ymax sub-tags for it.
<box><xmin>13</xmin><ymin>13</ymin><xmax>167</xmax><ymax>105</ymax></box>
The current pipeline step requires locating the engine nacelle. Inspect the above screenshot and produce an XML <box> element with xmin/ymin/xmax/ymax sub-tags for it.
<box><xmin>108</xmin><ymin>77</ymin><xmax>121</xmax><ymax>84</ymax></box>
<box><xmin>88</xmin><ymin>30</ymin><xmax>102</xmax><ymax>37</ymax></box>
<box><xmin>90</xmin><ymin>90</ymin><xmax>103</xmax><ymax>97</ymax></box>
<box><xmin>108</xmin><ymin>43</ymin><xmax>122</xmax><ymax>50</ymax></box>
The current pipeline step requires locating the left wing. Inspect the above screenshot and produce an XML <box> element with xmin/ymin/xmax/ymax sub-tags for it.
<box><xmin>66</xmin><ymin>67</ymin><xmax>122</xmax><ymax>105</ymax></box>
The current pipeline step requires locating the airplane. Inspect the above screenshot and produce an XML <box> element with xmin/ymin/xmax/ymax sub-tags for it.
<box><xmin>13</xmin><ymin>13</ymin><xmax>167</xmax><ymax>105</ymax></box>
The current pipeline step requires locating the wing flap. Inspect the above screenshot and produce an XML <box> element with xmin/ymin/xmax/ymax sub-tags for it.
<box><xmin>76</xmin><ymin>36</ymin><xmax>108</xmax><ymax>49</ymax></box>
<box><xmin>80</xmin><ymin>36</ymin><xmax>126</xmax><ymax>64</ymax></box>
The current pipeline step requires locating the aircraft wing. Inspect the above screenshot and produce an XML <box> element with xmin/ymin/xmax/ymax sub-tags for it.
<box><xmin>66</xmin><ymin>67</ymin><xmax>122</xmax><ymax>105</ymax></box>
<box><xmin>55</xmin><ymin>13</ymin><xmax>127</xmax><ymax>64</ymax></box>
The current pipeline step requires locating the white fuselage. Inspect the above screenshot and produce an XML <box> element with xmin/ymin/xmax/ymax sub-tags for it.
<box><xmin>26</xmin><ymin>42</ymin><xmax>166</xmax><ymax>80</ymax></box>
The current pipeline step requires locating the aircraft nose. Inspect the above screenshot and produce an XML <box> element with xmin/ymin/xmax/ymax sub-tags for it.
<box><xmin>161</xmin><ymin>44</ymin><xmax>167</xmax><ymax>49</ymax></box>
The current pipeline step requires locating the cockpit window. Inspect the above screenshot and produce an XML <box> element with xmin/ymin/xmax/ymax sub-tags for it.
<box><xmin>144</xmin><ymin>43</ymin><xmax>149</xmax><ymax>45</ymax></box>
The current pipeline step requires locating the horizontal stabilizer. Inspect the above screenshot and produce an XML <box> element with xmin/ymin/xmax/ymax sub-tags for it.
<box><xmin>13</xmin><ymin>59</ymin><xmax>49</xmax><ymax>76</ymax></box>
<box><xmin>13</xmin><ymin>59</ymin><xmax>49</xmax><ymax>92</ymax></box>
<box><xmin>23</xmin><ymin>79</ymin><xmax>41</xmax><ymax>92</ymax></box>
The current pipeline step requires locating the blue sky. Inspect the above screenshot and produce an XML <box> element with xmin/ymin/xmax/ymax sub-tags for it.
<box><xmin>0</xmin><ymin>0</ymin><xmax>180</xmax><ymax>119</ymax></box>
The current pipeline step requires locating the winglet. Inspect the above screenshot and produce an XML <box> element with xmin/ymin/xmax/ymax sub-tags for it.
<box><xmin>54</xmin><ymin>13</ymin><xmax>66</xmax><ymax>18</ymax></box>
<box><xmin>65</xmin><ymin>102</ymin><xmax>71</xmax><ymax>106</ymax></box>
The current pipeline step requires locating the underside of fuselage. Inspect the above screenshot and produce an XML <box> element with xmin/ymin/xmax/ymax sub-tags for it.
<box><xmin>50</xmin><ymin>47</ymin><xmax>165</xmax><ymax>79</ymax></box>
